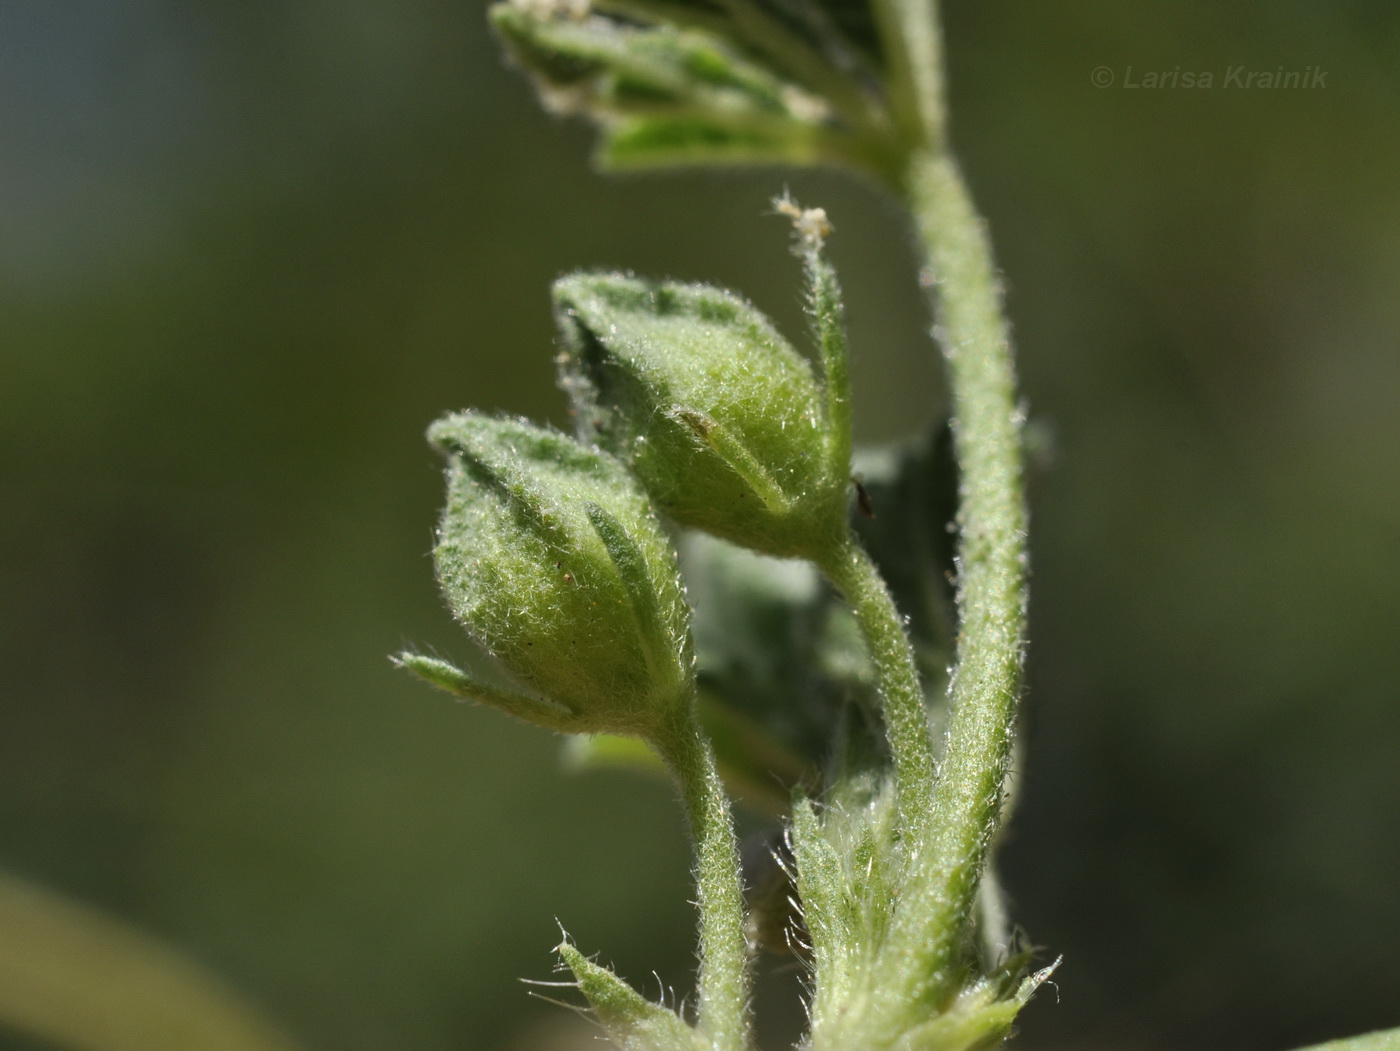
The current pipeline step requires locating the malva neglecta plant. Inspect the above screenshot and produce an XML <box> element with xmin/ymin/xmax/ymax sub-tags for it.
<box><xmin>396</xmin><ymin>0</ymin><xmax>1400</xmax><ymax>1049</ymax></box>
<box><xmin>1</xmin><ymin>3</ymin><xmax>1396</xmax><ymax>1051</ymax></box>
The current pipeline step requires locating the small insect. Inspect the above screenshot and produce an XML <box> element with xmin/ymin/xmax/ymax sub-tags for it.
<box><xmin>853</xmin><ymin>476</ymin><xmax>876</xmax><ymax>519</ymax></box>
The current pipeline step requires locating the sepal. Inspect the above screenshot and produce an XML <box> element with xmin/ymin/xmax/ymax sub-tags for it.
<box><xmin>393</xmin><ymin>653</ymin><xmax>584</xmax><ymax>734</ymax></box>
<box><xmin>557</xmin><ymin>941</ymin><xmax>707</xmax><ymax>1051</ymax></box>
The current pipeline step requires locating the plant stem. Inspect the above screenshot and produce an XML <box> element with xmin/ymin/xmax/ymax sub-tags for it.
<box><xmin>880</xmin><ymin>142</ymin><xmax>1029</xmax><ymax>1007</ymax></box>
<box><xmin>820</xmin><ymin>534</ymin><xmax>937</xmax><ymax>841</ymax></box>
<box><xmin>870</xmin><ymin>0</ymin><xmax>945</xmax><ymax>149</ymax></box>
<box><xmin>654</xmin><ymin>711</ymin><xmax>752</xmax><ymax>1051</ymax></box>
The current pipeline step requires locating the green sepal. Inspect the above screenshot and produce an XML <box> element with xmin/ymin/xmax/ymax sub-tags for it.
<box><xmin>392</xmin><ymin>653</ymin><xmax>583</xmax><ymax>734</ymax></box>
<box><xmin>554</xmin><ymin>272</ymin><xmax>848</xmax><ymax>559</ymax></box>
<box><xmin>669</xmin><ymin>408</ymin><xmax>791</xmax><ymax>513</ymax></box>
<box><xmin>423</xmin><ymin>412</ymin><xmax>694</xmax><ymax>739</ymax></box>
<box><xmin>557</xmin><ymin>942</ymin><xmax>705</xmax><ymax>1051</ymax></box>
<box><xmin>788</xmin><ymin>796</ymin><xmax>843</xmax><ymax>967</ymax></box>
<box><xmin>885</xmin><ymin>959</ymin><xmax>1059</xmax><ymax>1051</ymax></box>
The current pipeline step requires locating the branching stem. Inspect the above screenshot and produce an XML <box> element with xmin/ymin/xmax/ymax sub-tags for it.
<box><xmin>870</xmin><ymin>0</ymin><xmax>945</xmax><ymax>148</ymax></box>
<box><xmin>881</xmin><ymin>142</ymin><xmax>1029</xmax><ymax>1006</ymax></box>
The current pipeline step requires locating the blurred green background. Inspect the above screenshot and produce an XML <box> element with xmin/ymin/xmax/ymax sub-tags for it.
<box><xmin>2</xmin><ymin>2</ymin><xmax>1397</xmax><ymax>1049</ymax></box>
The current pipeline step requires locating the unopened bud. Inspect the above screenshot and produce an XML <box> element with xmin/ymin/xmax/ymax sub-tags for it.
<box><xmin>554</xmin><ymin>273</ymin><xmax>848</xmax><ymax>559</ymax></box>
<box><xmin>419</xmin><ymin>412</ymin><xmax>694</xmax><ymax>738</ymax></box>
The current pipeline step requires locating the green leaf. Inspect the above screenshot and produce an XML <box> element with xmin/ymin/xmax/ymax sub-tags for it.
<box><xmin>490</xmin><ymin>0</ymin><xmax>904</xmax><ymax>177</ymax></box>
<box><xmin>596</xmin><ymin>0</ymin><xmax>888</xmax><ymax>77</ymax></box>
<box><xmin>684</xmin><ymin>534</ymin><xmax>854</xmax><ymax>780</ymax></box>
<box><xmin>851</xmin><ymin>426</ymin><xmax>958</xmax><ymax>676</ymax></box>
<box><xmin>0</xmin><ymin>871</ymin><xmax>304</xmax><ymax>1051</ymax></box>
<box><xmin>493</xmin><ymin>5</ymin><xmax>789</xmax><ymax>113</ymax></box>
<box><xmin>600</xmin><ymin>115</ymin><xmax>834</xmax><ymax>170</ymax></box>
<box><xmin>421</xmin><ymin>412</ymin><xmax>695</xmax><ymax>739</ymax></box>
<box><xmin>1291</xmin><ymin>1031</ymin><xmax>1400</xmax><ymax>1051</ymax></box>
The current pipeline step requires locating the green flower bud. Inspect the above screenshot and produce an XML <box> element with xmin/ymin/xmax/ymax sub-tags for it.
<box><xmin>404</xmin><ymin>412</ymin><xmax>695</xmax><ymax>740</ymax></box>
<box><xmin>553</xmin><ymin>272</ymin><xmax>849</xmax><ymax>560</ymax></box>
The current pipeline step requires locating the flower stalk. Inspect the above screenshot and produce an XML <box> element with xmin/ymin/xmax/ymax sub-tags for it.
<box><xmin>652</xmin><ymin>712</ymin><xmax>753</xmax><ymax>1051</ymax></box>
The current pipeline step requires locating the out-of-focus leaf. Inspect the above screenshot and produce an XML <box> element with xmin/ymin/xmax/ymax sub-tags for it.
<box><xmin>564</xmin><ymin>698</ymin><xmax>810</xmax><ymax>815</ymax></box>
<box><xmin>601</xmin><ymin>115</ymin><xmax>829</xmax><ymax>169</ymax></box>
<box><xmin>670</xmin><ymin>426</ymin><xmax>958</xmax><ymax>809</ymax></box>
<box><xmin>0</xmin><ymin>871</ymin><xmax>303</xmax><ymax>1051</ymax></box>
<box><xmin>1292</xmin><ymin>1030</ymin><xmax>1400</xmax><ymax>1051</ymax></box>
<box><xmin>493</xmin><ymin>6</ymin><xmax>794</xmax><ymax>115</ymax></box>
<box><xmin>490</xmin><ymin>0</ymin><xmax>904</xmax><ymax>177</ymax></box>
<box><xmin>597</xmin><ymin>0</ymin><xmax>887</xmax><ymax>82</ymax></box>
<box><xmin>852</xmin><ymin>425</ymin><xmax>958</xmax><ymax>678</ymax></box>
<box><xmin>683</xmin><ymin>533</ymin><xmax>844</xmax><ymax>783</ymax></box>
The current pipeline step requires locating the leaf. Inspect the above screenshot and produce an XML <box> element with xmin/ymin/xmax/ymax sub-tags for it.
<box><xmin>658</xmin><ymin>423</ymin><xmax>959</xmax><ymax>811</ymax></box>
<box><xmin>682</xmin><ymin>534</ymin><xmax>850</xmax><ymax>779</ymax></box>
<box><xmin>490</xmin><ymin>0</ymin><xmax>903</xmax><ymax>176</ymax></box>
<box><xmin>0</xmin><ymin>871</ymin><xmax>303</xmax><ymax>1051</ymax></box>
<box><xmin>1291</xmin><ymin>1030</ymin><xmax>1400</xmax><ymax>1051</ymax></box>
<box><xmin>851</xmin><ymin>425</ymin><xmax>959</xmax><ymax>678</ymax></box>
<box><xmin>597</xmin><ymin>0</ymin><xmax>888</xmax><ymax>87</ymax></box>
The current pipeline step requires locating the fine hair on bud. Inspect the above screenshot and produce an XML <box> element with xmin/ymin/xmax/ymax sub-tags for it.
<box><xmin>553</xmin><ymin>273</ymin><xmax>850</xmax><ymax>560</ymax></box>
<box><xmin>425</xmin><ymin>411</ymin><xmax>696</xmax><ymax>739</ymax></box>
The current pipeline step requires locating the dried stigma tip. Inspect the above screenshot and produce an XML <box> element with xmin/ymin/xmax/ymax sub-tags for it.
<box><xmin>774</xmin><ymin>192</ymin><xmax>833</xmax><ymax>250</ymax></box>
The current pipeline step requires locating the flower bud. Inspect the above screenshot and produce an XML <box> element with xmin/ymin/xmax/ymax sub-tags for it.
<box><xmin>554</xmin><ymin>272</ymin><xmax>848</xmax><ymax>560</ymax></box>
<box><xmin>413</xmin><ymin>412</ymin><xmax>694</xmax><ymax>739</ymax></box>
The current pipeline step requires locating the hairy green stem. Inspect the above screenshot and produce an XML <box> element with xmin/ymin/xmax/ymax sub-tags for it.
<box><xmin>880</xmin><ymin>143</ymin><xmax>1029</xmax><ymax>1007</ymax></box>
<box><xmin>820</xmin><ymin>534</ymin><xmax>937</xmax><ymax>840</ymax></box>
<box><xmin>653</xmin><ymin>712</ymin><xmax>752</xmax><ymax>1051</ymax></box>
<box><xmin>870</xmin><ymin>0</ymin><xmax>945</xmax><ymax>148</ymax></box>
